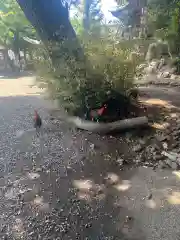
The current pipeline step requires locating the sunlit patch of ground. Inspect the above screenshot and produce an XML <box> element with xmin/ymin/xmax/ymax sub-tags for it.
<box><xmin>144</xmin><ymin>98</ymin><xmax>176</xmax><ymax>109</ymax></box>
<box><xmin>173</xmin><ymin>171</ymin><xmax>180</xmax><ymax>179</ymax></box>
<box><xmin>151</xmin><ymin>122</ymin><xmax>170</xmax><ymax>130</ymax></box>
<box><xmin>168</xmin><ymin>192</ymin><xmax>180</xmax><ymax>205</ymax></box>
<box><xmin>114</xmin><ymin>180</ymin><xmax>131</xmax><ymax>192</ymax></box>
<box><xmin>32</xmin><ymin>195</ymin><xmax>50</xmax><ymax>211</ymax></box>
<box><xmin>12</xmin><ymin>218</ymin><xmax>25</xmax><ymax>239</ymax></box>
<box><xmin>0</xmin><ymin>76</ymin><xmax>43</xmax><ymax>97</ymax></box>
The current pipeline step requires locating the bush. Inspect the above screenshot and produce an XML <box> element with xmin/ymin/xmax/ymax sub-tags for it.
<box><xmin>34</xmin><ymin>37</ymin><xmax>145</xmax><ymax>116</ymax></box>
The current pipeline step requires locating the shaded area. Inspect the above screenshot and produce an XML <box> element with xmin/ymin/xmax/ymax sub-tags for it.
<box><xmin>1</xmin><ymin>77</ymin><xmax>180</xmax><ymax>239</ymax></box>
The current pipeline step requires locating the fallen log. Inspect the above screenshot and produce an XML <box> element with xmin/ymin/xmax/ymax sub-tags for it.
<box><xmin>54</xmin><ymin>115</ymin><xmax>149</xmax><ymax>133</ymax></box>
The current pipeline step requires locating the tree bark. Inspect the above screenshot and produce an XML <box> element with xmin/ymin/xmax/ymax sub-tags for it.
<box><xmin>16</xmin><ymin>0</ymin><xmax>86</xmax><ymax>67</ymax></box>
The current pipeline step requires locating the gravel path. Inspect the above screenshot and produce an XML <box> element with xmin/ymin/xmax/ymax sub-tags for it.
<box><xmin>1</xmin><ymin>75</ymin><xmax>180</xmax><ymax>240</ymax></box>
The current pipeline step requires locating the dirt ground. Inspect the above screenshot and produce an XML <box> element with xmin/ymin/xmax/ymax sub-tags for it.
<box><xmin>1</xmin><ymin>74</ymin><xmax>180</xmax><ymax>239</ymax></box>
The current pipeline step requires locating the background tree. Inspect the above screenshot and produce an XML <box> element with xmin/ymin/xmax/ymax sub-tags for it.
<box><xmin>15</xmin><ymin>0</ymin><xmax>140</xmax><ymax>116</ymax></box>
<box><xmin>0</xmin><ymin>0</ymin><xmax>37</xmax><ymax>68</ymax></box>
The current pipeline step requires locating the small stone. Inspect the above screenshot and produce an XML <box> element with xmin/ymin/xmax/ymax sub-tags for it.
<box><xmin>117</xmin><ymin>158</ymin><xmax>124</xmax><ymax>166</ymax></box>
<box><xmin>85</xmin><ymin>223</ymin><xmax>92</xmax><ymax>228</ymax></box>
<box><xmin>125</xmin><ymin>216</ymin><xmax>133</xmax><ymax>222</ymax></box>
<box><xmin>162</xmin><ymin>142</ymin><xmax>168</xmax><ymax>150</ymax></box>
<box><xmin>36</xmin><ymin>168</ymin><xmax>43</xmax><ymax>172</ymax></box>
<box><xmin>170</xmin><ymin>74</ymin><xmax>178</xmax><ymax>80</ymax></box>
<box><xmin>105</xmin><ymin>173</ymin><xmax>119</xmax><ymax>185</ymax></box>
<box><xmin>163</xmin><ymin>71</ymin><xmax>171</xmax><ymax>78</ymax></box>
<box><xmin>90</xmin><ymin>143</ymin><xmax>95</xmax><ymax>150</ymax></box>
<box><xmin>133</xmin><ymin>144</ymin><xmax>143</xmax><ymax>152</ymax></box>
<box><xmin>139</xmin><ymin>139</ymin><xmax>146</xmax><ymax>145</ymax></box>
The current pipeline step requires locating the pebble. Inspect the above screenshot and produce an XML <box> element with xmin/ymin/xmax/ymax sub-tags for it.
<box><xmin>162</xmin><ymin>142</ymin><xmax>168</xmax><ymax>150</ymax></box>
<box><xmin>117</xmin><ymin>158</ymin><xmax>124</xmax><ymax>166</ymax></box>
<box><xmin>35</xmin><ymin>167</ymin><xmax>43</xmax><ymax>172</ymax></box>
<box><xmin>133</xmin><ymin>144</ymin><xmax>143</xmax><ymax>152</ymax></box>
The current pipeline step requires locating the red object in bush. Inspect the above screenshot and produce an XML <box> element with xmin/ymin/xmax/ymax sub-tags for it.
<box><xmin>90</xmin><ymin>104</ymin><xmax>107</xmax><ymax>118</ymax></box>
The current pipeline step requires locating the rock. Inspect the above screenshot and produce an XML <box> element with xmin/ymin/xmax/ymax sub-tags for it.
<box><xmin>166</xmin><ymin>159</ymin><xmax>178</xmax><ymax>170</ymax></box>
<box><xmin>150</xmin><ymin>60</ymin><xmax>160</xmax><ymax>69</ymax></box>
<box><xmin>157</xmin><ymin>73</ymin><xmax>163</xmax><ymax>79</ymax></box>
<box><xmin>170</xmin><ymin>74</ymin><xmax>178</xmax><ymax>80</ymax></box>
<box><xmin>137</xmin><ymin>63</ymin><xmax>147</xmax><ymax>71</ymax></box>
<box><xmin>105</xmin><ymin>173</ymin><xmax>119</xmax><ymax>185</ymax></box>
<box><xmin>144</xmin><ymin>66</ymin><xmax>156</xmax><ymax>74</ymax></box>
<box><xmin>90</xmin><ymin>143</ymin><xmax>95</xmax><ymax>150</ymax></box>
<box><xmin>133</xmin><ymin>144</ymin><xmax>143</xmax><ymax>152</ymax></box>
<box><xmin>35</xmin><ymin>167</ymin><xmax>43</xmax><ymax>172</ymax></box>
<box><xmin>158</xmin><ymin>160</ymin><xmax>167</xmax><ymax>169</ymax></box>
<box><xmin>139</xmin><ymin>139</ymin><xmax>146</xmax><ymax>145</ymax></box>
<box><xmin>161</xmin><ymin>151</ymin><xmax>178</xmax><ymax>161</ymax></box>
<box><xmin>136</xmin><ymin>158</ymin><xmax>141</xmax><ymax>164</ymax></box>
<box><xmin>117</xmin><ymin>158</ymin><xmax>124</xmax><ymax>166</ymax></box>
<box><xmin>162</xmin><ymin>142</ymin><xmax>168</xmax><ymax>150</ymax></box>
<box><xmin>163</xmin><ymin>71</ymin><xmax>171</xmax><ymax>78</ymax></box>
<box><xmin>170</xmin><ymin>67</ymin><xmax>177</xmax><ymax>74</ymax></box>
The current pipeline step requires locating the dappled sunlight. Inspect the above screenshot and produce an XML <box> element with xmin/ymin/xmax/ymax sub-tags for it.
<box><xmin>105</xmin><ymin>172</ymin><xmax>120</xmax><ymax>185</ymax></box>
<box><xmin>172</xmin><ymin>171</ymin><xmax>180</xmax><ymax>180</ymax></box>
<box><xmin>73</xmin><ymin>175</ymin><xmax>132</xmax><ymax>203</ymax></box>
<box><xmin>77</xmin><ymin>192</ymin><xmax>92</xmax><ymax>202</ymax></box>
<box><xmin>167</xmin><ymin>191</ymin><xmax>180</xmax><ymax>205</ymax></box>
<box><xmin>170</xmin><ymin>113</ymin><xmax>178</xmax><ymax>118</ymax></box>
<box><xmin>32</xmin><ymin>195</ymin><xmax>50</xmax><ymax>211</ymax></box>
<box><xmin>73</xmin><ymin>179</ymin><xmax>96</xmax><ymax>203</ymax></box>
<box><xmin>73</xmin><ymin>179</ymin><xmax>93</xmax><ymax>191</ymax></box>
<box><xmin>12</xmin><ymin>218</ymin><xmax>25</xmax><ymax>239</ymax></box>
<box><xmin>0</xmin><ymin>76</ymin><xmax>43</xmax><ymax>97</ymax></box>
<box><xmin>145</xmin><ymin>199</ymin><xmax>157</xmax><ymax>209</ymax></box>
<box><xmin>114</xmin><ymin>180</ymin><xmax>131</xmax><ymax>192</ymax></box>
<box><xmin>27</xmin><ymin>172</ymin><xmax>40</xmax><ymax>180</ymax></box>
<box><xmin>73</xmin><ymin>179</ymin><xmax>106</xmax><ymax>202</ymax></box>
<box><xmin>144</xmin><ymin>98</ymin><xmax>176</xmax><ymax>109</ymax></box>
<box><xmin>151</xmin><ymin>122</ymin><xmax>170</xmax><ymax>130</ymax></box>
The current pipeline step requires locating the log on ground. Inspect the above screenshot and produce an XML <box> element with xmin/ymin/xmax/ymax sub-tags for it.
<box><xmin>56</xmin><ymin>116</ymin><xmax>149</xmax><ymax>133</ymax></box>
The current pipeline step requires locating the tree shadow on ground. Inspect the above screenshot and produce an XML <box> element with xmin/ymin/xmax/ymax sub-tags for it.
<box><xmin>1</xmin><ymin>89</ymin><xmax>180</xmax><ymax>239</ymax></box>
<box><xmin>0</xmin><ymin>70</ymin><xmax>33</xmax><ymax>79</ymax></box>
<box><xmin>0</xmin><ymin>94</ymin><xmax>147</xmax><ymax>239</ymax></box>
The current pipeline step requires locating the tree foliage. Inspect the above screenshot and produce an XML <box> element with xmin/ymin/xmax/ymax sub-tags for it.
<box><xmin>0</xmin><ymin>0</ymin><xmax>36</xmax><ymax>51</ymax></box>
<box><xmin>147</xmin><ymin>0</ymin><xmax>180</xmax><ymax>53</ymax></box>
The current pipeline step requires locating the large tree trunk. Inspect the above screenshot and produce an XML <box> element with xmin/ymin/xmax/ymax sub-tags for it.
<box><xmin>16</xmin><ymin>0</ymin><xmax>86</xmax><ymax>68</ymax></box>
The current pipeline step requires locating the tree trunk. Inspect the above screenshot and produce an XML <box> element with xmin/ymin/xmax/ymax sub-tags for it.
<box><xmin>83</xmin><ymin>0</ymin><xmax>91</xmax><ymax>31</ymax></box>
<box><xmin>16</xmin><ymin>0</ymin><xmax>86</xmax><ymax>69</ymax></box>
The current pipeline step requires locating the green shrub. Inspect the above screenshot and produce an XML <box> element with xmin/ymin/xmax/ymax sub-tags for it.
<box><xmin>34</xmin><ymin>38</ymin><xmax>145</xmax><ymax>116</ymax></box>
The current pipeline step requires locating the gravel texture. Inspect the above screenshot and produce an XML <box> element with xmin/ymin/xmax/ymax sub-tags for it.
<box><xmin>1</xmin><ymin>75</ymin><xmax>180</xmax><ymax>239</ymax></box>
